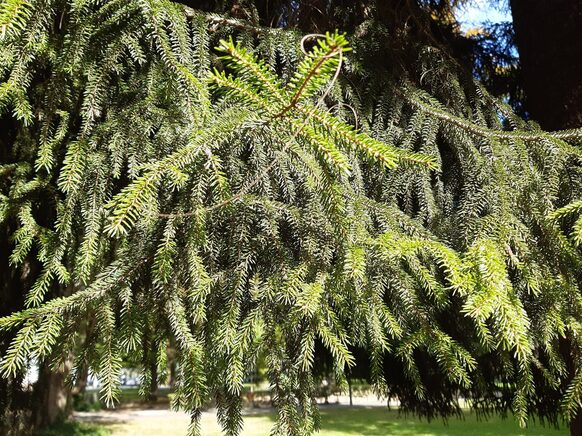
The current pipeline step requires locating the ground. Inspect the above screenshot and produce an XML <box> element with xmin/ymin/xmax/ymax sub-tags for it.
<box><xmin>43</xmin><ymin>405</ymin><xmax>569</xmax><ymax>435</ymax></box>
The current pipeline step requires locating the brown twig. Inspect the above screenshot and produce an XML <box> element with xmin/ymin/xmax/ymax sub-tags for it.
<box><xmin>158</xmin><ymin>35</ymin><xmax>345</xmax><ymax>219</ymax></box>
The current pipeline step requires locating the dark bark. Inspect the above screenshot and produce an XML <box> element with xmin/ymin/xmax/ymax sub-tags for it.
<box><xmin>142</xmin><ymin>324</ymin><xmax>159</xmax><ymax>403</ymax></box>
<box><xmin>71</xmin><ymin>316</ymin><xmax>97</xmax><ymax>404</ymax></box>
<box><xmin>572</xmin><ymin>414</ymin><xmax>582</xmax><ymax>436</ymax></box>
<box><xmin>511</xmin><ymin>3</ymin><xmax>582</xmax><ymax>435</ymax></box>
<box><xmin>510</xmin><ymin>0</ymin><xmax>582</xmax><ymax>130</ymax></box>
<box><xmin>0</xmin><ymin>146</ymin><xmax>36</xmax><ymax>434</ymax></box>
<box><xmin>347</xmin><ymin>376</ymin><xmax>353</xmax><ymax>406</ymax></box>
<box><xmin>148</xmin><ymin>360</ymin><xmax>159</xmax><ymax>403</ymax></box>
<box><xmin>33</xmin><ymin>362</ymin><xmax>72</xmax><ymax>429</ymax></box>
<box><xmin>31</xmin><ymin>286</ymin><xmax>77</xmax><ymax>430</ymax></box>
<box><xmin>0</xmin><ymin>259</ymin><xmax>72</xmax><ymax>434</ymax></box>
<box><xmin>559</xmin><ymin>336</ymin><xmax>582</xmax><ymax>436</ymax></box>
<box><xmin>0</xmin><ymin>117</ymin><xmax>74</xmax><ymax>432</ymax></box>
<box><xmin>168</xmin><ymin>347</ymin><xmax>177</xmax><ymax>388</ymax></box>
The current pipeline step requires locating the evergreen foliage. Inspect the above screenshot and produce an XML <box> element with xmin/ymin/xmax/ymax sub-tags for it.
<box><xmin>0</xmin><ymin>1</ymin><xmax>581</xmax><ymax>435</ymax></box>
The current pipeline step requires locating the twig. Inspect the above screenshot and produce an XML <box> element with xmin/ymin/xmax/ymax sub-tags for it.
<box><xmin>159</xmin><ymin>35</ymin><xmax>345</xmax><ymax>219</ymax></box>
<box><xmin>183</xmin><ymin>7</ymin><xmax>263</xmax><ymax>35</ymax></box>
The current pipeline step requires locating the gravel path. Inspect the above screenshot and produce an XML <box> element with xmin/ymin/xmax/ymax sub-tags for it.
<box><xmin>73</xmin><ymin>395</ymin><xmax>394</xmax><ymax>424</ymax></box>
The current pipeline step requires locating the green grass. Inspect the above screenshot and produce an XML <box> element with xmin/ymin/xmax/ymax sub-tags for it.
<box><xmin>37</xmin><ymin>421</ymin><xmax>111</xmax><ymax>436</ymax></box>
<box><xmin>49</xmin><ymin>407</ymin><xmax>569</xmax><ymax>435</ymax></box>
<box><xmin>316</xmin><ymin>407</ymin><xmax>567</xmax><ymax>436</ymax></box>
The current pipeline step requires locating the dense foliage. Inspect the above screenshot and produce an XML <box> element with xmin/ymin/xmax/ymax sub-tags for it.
<box><xmin>0</xmin><ymin>1</ymin><xmax>582</xmax><ymax>435</ymax></box>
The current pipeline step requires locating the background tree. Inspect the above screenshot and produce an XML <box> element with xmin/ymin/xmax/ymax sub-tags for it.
<box><xmin>510</xmin><ymin>0</ymin><xmax>582</xmax><ymax>130</ymax></box>
<box><xmin>0</xmin><ymin>1</ymin><xmax>581</xmax><ymax>436</ymax></box>
<box><xmin>509</xmin><ymin>2</ymin><xmax>582</xmax><ymax>434</ymax></box>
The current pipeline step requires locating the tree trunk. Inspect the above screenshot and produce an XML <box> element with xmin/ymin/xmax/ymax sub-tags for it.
<box><xmin>71</xmin><ymin>359</ymin><xmax>89</xmax><ymax>408</ymax></box>
<box><xmin>0</xmin><ymin>212</ymin><xmax>37</xmax><ymax>434</ymax></box>
<box><xmin>0</xmin><ymin>112</ymin><xmax>75</xmax><ymax>433</ymax></box>
<box><xmin>32</xmin><ymin>285</ymin><xmax>77</xmax><ymax>429</ymax></box>
<box><xmin>169</xmin><ymin>357</ymin><xmax>177</xmax><ymax>388</ymax></box>
<box><xmin>71</xmin><ymin>316</ymin><xmax>96</xmax><ymax>406</ymax></box>
<box><xmin>510</xmin><ymin>3</ymin><xmax>582</xmax><ymax>435</ymax></box>
<box><xmin>510</xmin><ymin>0</ymin><xmax>582</xmax><ymax>130</ymax></box>
<box><xmin>32</xmin><ymin>361</ymin><xmax>72</xmax><ymax>429</ymax></box>
<box><xmin>571</xmin><ymin>413</ymin><xmax>582</xmax><ymax>436</ymax></box>
<box><xmin>559</xmin><ymin>336</ymin><xmax>582</xmax><ymax>436</ymax></box>
<box><xmin>148</xmin><ymin>360</ymin><xmax>159</xmax><ymax>403</ymax></box>
<box><xmin>347</xmin><ymin>375</ymin><xmax>353</xmax><ymax>406</ymax></box>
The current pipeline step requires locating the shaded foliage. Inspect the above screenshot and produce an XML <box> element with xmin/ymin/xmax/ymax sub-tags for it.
<box><xmin>0</xmin><ymin>1</ymin><xmax>581</xmax><ymax>435</ymax></box>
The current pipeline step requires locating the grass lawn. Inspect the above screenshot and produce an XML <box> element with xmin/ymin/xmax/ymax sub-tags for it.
<box><xmin>46</xmin><ymin>406</ymin><xmax>569</xmax><ymax>435</ymax></box>
<box><xmin>38</xmin><ymin>421</ymin><xmax>111</xmax><ymax>436</ymax></box>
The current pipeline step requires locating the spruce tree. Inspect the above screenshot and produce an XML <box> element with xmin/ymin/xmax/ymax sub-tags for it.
<box><xmin>0</xmin><ymin>1</ymin><xmax>581</xmax><ymax>435</ymax></box>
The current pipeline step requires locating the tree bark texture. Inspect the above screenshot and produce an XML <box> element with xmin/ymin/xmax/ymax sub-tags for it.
<box><xmin>510</xmin><ymin>0</ymin><xmax>582</xmax><ymax>130</ymax></box>
<box><xmin>511</xmin><ymin>3</ymin><xmax>582</xmax><ymax>435</ymax></box>
<box><xmin>33</xmin><ymin>361</ymin><xmax>73</xmax><ymax>429</ymax></box>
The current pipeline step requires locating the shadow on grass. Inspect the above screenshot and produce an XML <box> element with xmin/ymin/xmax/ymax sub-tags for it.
<box><xmin>36</xmin><ymin>421</ymin><xmax>112</xmax><ymax>436</ymax></box>
<box><xmin>241</xmin><ymin>406</ymin><xmax>568</xmax><ymax>436</ymax></box>
<box><xmin>37</xmin><ymin>406</ymin><xmax>569</xmax><ymax>436</ymax></box>
<box><xmin>315</xmin><ymin>406</ymin><xmax>568</xmax><ymax>436</ymax></box>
